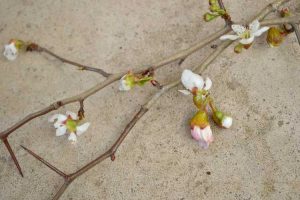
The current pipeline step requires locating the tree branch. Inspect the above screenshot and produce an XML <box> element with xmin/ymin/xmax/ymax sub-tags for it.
<box><xmin>27</xmin><ymin>44</ymin><xmax>111</xmax><ymax>77</ymax></box>
<box><xmin>2</xmin><ymin>138</ymin><xmax>23</xmax><ymax>177</ymax></box>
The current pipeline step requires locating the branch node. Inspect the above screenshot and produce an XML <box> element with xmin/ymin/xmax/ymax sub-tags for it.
<box><xmin>110</xmin><ymin>153</ymin><xmax>116</xmax><ymax>161</ymax></box>
<box><xmin>78</xmin><ymin>100</ymin><xmax>85</xmax><ymax>120</ymax></box>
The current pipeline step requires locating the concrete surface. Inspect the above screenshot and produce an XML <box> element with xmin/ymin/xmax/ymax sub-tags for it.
<box><xmin>0</xmin><ymin>0</ymin><xmax>299</xmax><ymax>199</ymax></box>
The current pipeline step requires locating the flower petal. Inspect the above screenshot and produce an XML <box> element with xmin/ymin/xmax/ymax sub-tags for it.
<box><xmin>249</xmin><ymin>20</ymin><xmax>260</xmax><ymax>32</ymax></box>
<box><xmin>222</xmin><ymin>116</ymin><xmax>233</xmax><ymax>128</ymax></box>
<box><xmin>239</xmin><ymin>36</ymin><xmax>255</xmax><ymax>45</ymax></box>
<box><xmin>181</xmin><ymin>69</ymin><xmax>195</xmax><ymax>91</ymax></box>
<box><xmin>200</xmin><ymin>126</ymin><xmax>214</xmax><ymax>143</ymax></box>
<box><xmin>181</xmin><ymin>69</ymin><xmax>204</xmax><ymax>91</ymax></box>
<box><xmin>49</xmin><ymin>114</ymin><xmax>67</xmax><ymax>123</ymax></box>
<box><xmin>193</xmin><ymin>74</ymin><xmax>205</xmax><ymax>90</ymax></box>
<box><xmin>76</xmin><ymin>122</ymin><xmax>90</xmax><ymax>136</ymax></box>
<box><xmin>198</xmin><ymin>140</ymin><xmax>209</xmax><ymax>149</ymax></box>
<box><xmin>178</xmin><ymin>90</ymin><xmax>191</xmax><ymax>95</ymax></box>
<box><xmin>3</xmin><ymin>43</ymin><xmax>17</xmax><ymax>61</ymax></box>
<box><xmin>220</xmin><ymin>34</ymin><xmax>240</xmax><ymax>41</ymax></box>
<box><xmin>119</xmin><ymin>78</ymin><xmax>131</xmax><ymax>91</ymax></box>
<box><xmin>68</xmin><ymin>132</ymin><xmax>77</xmax><ymax>143</ymax></box>
<box><xmin>66</xmin><ymin>111</ymin><xmax>78</xmax><ymax>120</ymax></box>
<box><xmin>191</xmin><ymin>126</ymin><xmax>201</xmax><ymax>141</ymax></box>
<box><xmin>56</xmin><ymin>125</ymin><xmax>67</xmax><ymax>136</ymax></box>
<box><xmin>253</xmin><ymin>27</ymin><xmax>270</xmax><ymax>37</ymax></box>
<box><xmin>231</xmin><ymin>25</ymin><xmax>246</xmax><ymax>36</ymax></box>
<box><xmin>204</xmin><ymin>77</ymin><xmax>212</xmax><ymax>90</ymax></box>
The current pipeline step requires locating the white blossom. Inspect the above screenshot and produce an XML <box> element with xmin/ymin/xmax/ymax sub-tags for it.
<box><xmin>180</xmin><ymin>69</ymin><xmax>212</xmax><ymax>95</ymax></box>
<box><xmin>220</xmin><ymin>20</ymin><xmax>269</xmax><ymax>44</ymax></box>
<box><xmin>49</xmin><ymin>111</ymin><xmax>90</xmax><ymax>144</ymax></box>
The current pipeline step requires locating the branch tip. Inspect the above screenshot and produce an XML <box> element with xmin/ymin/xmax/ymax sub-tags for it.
<box><xmin>2</xmin><ymin>139</ymin><xmax>24</xmax><ymax>177</ymax></box>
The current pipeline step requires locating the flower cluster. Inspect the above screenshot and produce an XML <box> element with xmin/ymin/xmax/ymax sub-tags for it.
<box><xmin>219</xmin><ymin>7</ymin><xmax>293</xmax><ymax>52</ymax></box>
<box><xmin>49</xmin><ymin>111</ymin><xmax>90</xmax><ymax>144</ymax></box>
<box><xmin>203</xmin><ymin>0</ymin><xmax>228</xmax><ymax>22</ymax></box>
<box><xmin>180</xmin><ymin>69</ymin><xmax>232</xmax><ymax>149</ymax></box>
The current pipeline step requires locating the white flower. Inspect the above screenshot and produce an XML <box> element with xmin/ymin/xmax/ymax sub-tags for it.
<box><xmin>191</xmin><ymin>125</ymin><xmax>214</xmax><ymax>149</ymax></box>
<box><xmin>119</xmin><ymin>75</ymin><xmax>131</xmax><ymax>91</ymax></box>
<box><xmin>49</xmin><ymin>111</ymin><xmax>90</xmax><ymax>144</ymax></box>
<box><xmin>3</xmin><ymin>42</ymin><xmax>18</xmax><ymax>61</ymax></box>
<box><xmin>220</xmin><ymin>20</ymin><xmax>270</xmax><ymax>44</ymax></box>
<box><xmin>221</xmin><ymin>116</ymin><xmax>233</xmax><ymax>128</ymax></box>
<box><xmin>179</xmin><ymin>69</ymin><xmax>212</xmax><ymax>95</ymax></box>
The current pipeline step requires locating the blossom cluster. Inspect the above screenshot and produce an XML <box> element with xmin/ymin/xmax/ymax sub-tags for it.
<box><xmin>180</xmin><ymin>69</ymin><xmax>232</xmax><ymax>149</ymax></box>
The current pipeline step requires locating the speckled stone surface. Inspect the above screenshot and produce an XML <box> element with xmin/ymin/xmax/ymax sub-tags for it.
<box><xmin>0</xmin><ymin>0</ymin><xmax>299</xmax><ymax>199</ymax></box>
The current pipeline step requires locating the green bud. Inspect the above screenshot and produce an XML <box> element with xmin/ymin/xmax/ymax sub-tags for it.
<box><xmin>209</xmin><ymin>0</ymin><xmax>217</xmax><ymax>6</ymax></box>
<box><xmin>10</xmin><ymin>39</ymin><xmax>25</xmax><ymax>50</ymax></box>
<box><xmin>280</xmin><ymin>8</ymin><xmax>291</xmax><ymax>18</ymax></box>
<box><xmin>234</xmin><ymin>43</ymin><xmax>243</xmax><ymax>54</ymax></box>
<box><xmin>209</xmin><ymin>5</ymin><xmax>220</xmax><ymax>12</ymax></box>
<box><xmin>203</xmin><ymin>12</ymin><xmax>220</xmax><ymax>22</ymax></box>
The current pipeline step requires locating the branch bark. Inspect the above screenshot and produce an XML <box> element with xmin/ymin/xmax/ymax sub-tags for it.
<box><xmin>0</xmin><ymin>1</ymin><xmax>294</xmax><ymax>198</ymax></box>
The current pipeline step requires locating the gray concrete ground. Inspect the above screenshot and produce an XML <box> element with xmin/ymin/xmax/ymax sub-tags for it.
<box><xmin>0</xmin><ymin>0</ymin><xmax>299</xmax><ymax>199</ymax></box>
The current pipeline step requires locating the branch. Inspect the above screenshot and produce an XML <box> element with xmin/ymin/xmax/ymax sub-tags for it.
<box><xmin>17</xmin><ymin>1</ymin><xmax>294</xmax><ymax>198</ymax></box>
<box><xmin>217</xmin><ymin>0</ymin><xmax>232</xmax><ymax>26</ymax></box>
<box><xmin>0</xmin><ymin>12</ymin><xmax>235</xmax><ymax>176</ymax></box>
<box><xmin>27</xmin><ymin>44</ymin><xmax>111</xmax><ymax>77</ymax></box>
<box><xmin>260</xmin><ymin>15</ymin><xmax>300</xmax><ymax>26</ymax></box>
<box><xmin>2</xmin><ymin>138</ymin><xmax>23</xmax><ymax>177</ymax></box>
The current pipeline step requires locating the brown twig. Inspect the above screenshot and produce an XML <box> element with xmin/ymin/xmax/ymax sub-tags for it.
<box><xmin>20</xmin><ymin>107</ymin><xmax>148</xmax><ymax>199</ymax></box>
<box><xmin>2</xmin><ymin>138</ymin><xmax>23</xmax><ymax>177</ymax></box>
<box><xmin>27</xmin><ymin>44</ymin><xmax>111</xmax><ymax>77</ymax></box>
<box><xmin>217</xmin><ymin>0</ymin><xmax>232</xmax><ymax>26</ymax></box>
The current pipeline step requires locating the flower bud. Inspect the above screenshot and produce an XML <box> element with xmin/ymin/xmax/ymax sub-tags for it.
<box><xmin>212</xmin><ymin>110</ymin><xmax>233</xmax><ymax>128</ymax></box>
<box><xmin>234</xmin><ymin>43</ymin><xmax>243</xmax><ymax>54</ymax></box>
<box><xmin>209</xmin><ymin>5</ymin><xmax>220</xmax><ymax>12</ymax></box>
<box><xmin>203</xmin><ymin>13</ymin><xmax>219</xmax><ymax>22</ymax></box>
<box><xmin>119</xmin><ymin>73</ymin><xmax>135</xmax><ymax>91</ymax></box>
<box><xmin>190</xmin><ymin>110</ymin><xmax>213</xmax><ymax>149</ymax></box>
<box><xmin>209</xmin><ymin>0</ymin><xmax>217</xmax><ymax>6</ymax></box>
<box><xmin>280</xmin><ymin>8</ymin><xmax>291</xmax><ymax>18</ymax></box>
<box><xmin>267</xmin><ymin>27</ymin><xmax>285</xmax><ymax>47</ymax></box>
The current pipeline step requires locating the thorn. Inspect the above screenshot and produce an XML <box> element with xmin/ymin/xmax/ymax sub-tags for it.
<box><xmin>110</xmin><ymin>153</ymin><xmax>116</xmax><ymax>161</ymax></box>
<box><xmin>150</xmin><ymin>80</ymin><xmax>163</xmax><ymax>89</ymax></box>
<box><xmin>211</xmin><ymin>44</ymin><xmax>218</xmax><ymax>49</ymax></box>
<box><xmin>21</xmin><ymin>145</ymin><xmax>67</xmax><ymax>178</ymax></box>
<box><xmin>2</xmin><ymin>138</ymin><xmax>24</xmax><ymax>177</ymax></box>
<box><xmin>178</xmin><ymin>58</ymin><xmax>185</xmax><ymax>66</ymax></box>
